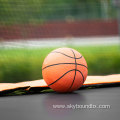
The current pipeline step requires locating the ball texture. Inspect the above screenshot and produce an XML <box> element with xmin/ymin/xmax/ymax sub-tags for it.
<box><xmin>42</xmin><ymin>48</ymin><xmax>88</xmax><ymax>93</ymax></box>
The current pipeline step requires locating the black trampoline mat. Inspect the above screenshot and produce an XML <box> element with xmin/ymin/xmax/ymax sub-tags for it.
<box><xmin>0</xmin><ymin>87</ymin><xmax>120</xmax><ymax>120</ymax></box>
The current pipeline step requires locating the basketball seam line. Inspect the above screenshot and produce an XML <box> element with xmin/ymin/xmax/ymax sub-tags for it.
<box><xmin>48</xmin><ymin>69</ymin><xmax>84</xmax><ymax>87</ymax></box>
<box><xmin>77</xmin><ymin>69</ymin><xmax>85</xmax><ymax>82</ymax></box>
<box><xmin>48</xmin><ymin>69</ymin><xmax>75</xmax><ymax>86</ymax></box>
<box><xmin>51</xmin><ymin>51</ymin><xmax>82</xmax><ymax>59</ymax></box>
<box><xmin>67</xmin><ymin>49</ymin><xmax>77</xmax><ymax>90</ymax></box>
<box><xmin>42</xmin><ymin>63</ymin><xmax>88</xmax><ymax>70</ymax></box>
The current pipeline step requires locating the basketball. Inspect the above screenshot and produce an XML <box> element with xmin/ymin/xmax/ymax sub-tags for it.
<box><xmin>42</xmin><ymin>47</ymin><xmax>88</xmax><ymax>93</ymax></box>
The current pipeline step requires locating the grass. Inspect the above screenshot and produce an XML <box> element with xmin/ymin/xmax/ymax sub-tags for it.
<box><xmin>0</xmin><ymin>45</ymin><xmax>120</xmax><ymax>83</ymax></box>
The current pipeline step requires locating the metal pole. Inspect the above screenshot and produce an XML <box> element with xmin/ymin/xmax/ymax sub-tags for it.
<box><xmin>117</xmin><ymin>9</ymin><xmax>120</xmax><ymax>46</ymax></box>
<box><xmin>101</xmin><ymin>0</ymin><xmax>109</xmax><ymax>20</ymax></box>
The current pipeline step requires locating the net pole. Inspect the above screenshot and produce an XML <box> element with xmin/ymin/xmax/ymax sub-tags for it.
<box><xmin>111</xmin><ymin>0</ymin><xmax>120</xmax><ymax>47</ymax></box>
<box><xmin>117</xmin><ymin>9</ymin><xmax>120</xmax><ymax>47</ymax></box>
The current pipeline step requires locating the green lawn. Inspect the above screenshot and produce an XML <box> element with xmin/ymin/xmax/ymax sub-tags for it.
<box><xmin>0</xmin><ymin>45</ymin><xmax>120</xmax><ymax>83</ymax></box>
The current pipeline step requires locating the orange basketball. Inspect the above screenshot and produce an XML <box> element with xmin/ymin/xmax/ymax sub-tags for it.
<box><xmin>42</xmin><ymin>47</ymin><xmax>88</xmax><ymax>93</ymax></box>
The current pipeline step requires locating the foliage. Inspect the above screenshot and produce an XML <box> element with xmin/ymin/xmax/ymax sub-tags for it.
<box><xmin>0</xmin><ymin>0</ymin><xmax>117</xmax><ymax>24</ymax></box>
<box><xmin>0</xmin><ymin>45</ymin><xmax>119</xmax><ymax>83</ymax></box>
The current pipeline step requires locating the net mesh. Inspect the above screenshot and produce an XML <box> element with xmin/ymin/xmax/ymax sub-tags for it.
<box><xmin>0</xmin><ymin>0</ymin><xmax>118</xmax><ymax>40</ymax></box>
<box><xmin>0</xmin><ymin>0</ymin><xmax>120</xmax><ymax>83</ymax></box>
